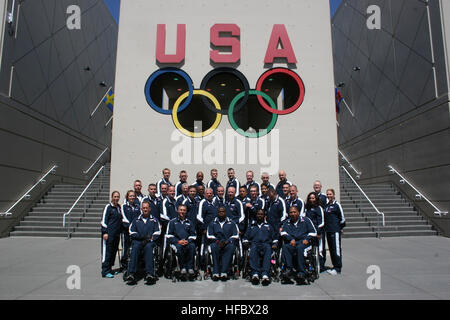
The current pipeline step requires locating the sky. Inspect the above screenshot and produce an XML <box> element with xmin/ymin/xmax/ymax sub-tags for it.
<box><xmin>103</xmin><ymin>0</ymin><xmax>120</xmax><ymax>23</ymax></box>
<box><xmin>103</xmin><ymin>0</ymin><xmax>343</xmax><ymax>24</ymax></box>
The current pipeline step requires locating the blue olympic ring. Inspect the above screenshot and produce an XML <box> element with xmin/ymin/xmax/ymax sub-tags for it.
<box><xmin>144</xmin><ymin>67</ymin><xmax>194</xmax><ymax>115</ymax></box>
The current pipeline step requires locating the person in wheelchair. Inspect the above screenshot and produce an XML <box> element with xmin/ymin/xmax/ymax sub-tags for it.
<box><xmin>125</xmin><ymin>200</ymin><xmax>161</xmax><ymax>285</ymax></box>
<box><xmin>304</xmin><ymin>192</ymin><xmax>325</xmax><ymax>272</ymax></box>
<box><xmin>242</xmin><ymin>209</ymin><xmax>278</xmax><ymax>286</ymax></box>
<box><xmin>280</xmin><ymin>206</ymin><xmax>317</xmax><ymax>285</ymax></box>
<box><xmin>207</xmin><ymin>206</ymin><xmax>240</xmax><ymax>281</ymax></box>
<box><xmin>166</xmin><ymin>204</ymin><xmax>197</xmax><ymax>281</ymax></box>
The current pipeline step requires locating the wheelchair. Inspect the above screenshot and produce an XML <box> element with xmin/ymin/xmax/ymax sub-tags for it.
<box><xmin>203</xmin><ymin>239</ymin><xmax>241</xmax><ymax>281</ymax></box>
<box><xmin>163</xmin><ymin>240</ymin><xmax>203</xmax><ymax>282</ymax></box>
<box><xmin>122</xmin><ymin>240</ymin><xmax>161</xmax><ymax>285</ymax></box>
<box><xmin>279</xmin><ymin>238</ymin><xmax>320</xmax><ymax>285</ymax></box>
<box><xmin>241</xmin><ymin>243</ymin><xmax>280</xmax><ymax>284</ymax></box>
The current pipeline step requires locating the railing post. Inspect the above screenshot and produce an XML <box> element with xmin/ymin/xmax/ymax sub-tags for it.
<box><xmin>67</xmin><ymin>214</ymin><xmax>71</xmax><ymax>239</ymax></box>
<box><xmin>63</xmin><ymin>166</ymin><xmax>105</xmax><ymax>237</ymax></box>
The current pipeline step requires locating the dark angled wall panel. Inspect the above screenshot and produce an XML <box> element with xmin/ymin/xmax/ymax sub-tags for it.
<box><xmin>0</xmin><ymin>0</ymin><xmax>118</xmax><ymax>213</ymax></box>
<box><xmin>332</xmin><ymin>0</ymin><xmax>450</xmax><ymax>223</ymax></box>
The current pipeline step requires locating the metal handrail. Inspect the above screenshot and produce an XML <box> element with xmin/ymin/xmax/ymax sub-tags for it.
<box><xmin>388</xmin><ymin>165</ymin><xmax>448</xmax><ymax>216</ymax></box>
<box><xmin>63</xmin><ymin>166</ymin><xmax>105</xmax><ymax>238</ymax></box>
<box><xmin>83</xmin><ymin>147</ymin><xmax>109</xmax><ymax>175</ymax></box>
<box><xmin>341</xmin><ymin>166</ymin><xmax>385</xmax><ymax>237</ymax></box>
<box><xmin>338</xmin><ymin>150</ymin><xmax>361</xmax><ymax>178</ymax></box>
<box><xmin>1</xmin><ymin>165</ymin><xmax>57</xmax><ymax>217</ymax></box>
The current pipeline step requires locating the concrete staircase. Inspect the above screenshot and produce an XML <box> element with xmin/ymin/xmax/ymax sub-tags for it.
<box><xmin>340</xmin><ymin>169</ymin><xmax>438</xmax><ymax>238</ymax></box>
<box><xmin>10</xmin><ymin>164</ymin><xmax>111</xmax><ymax>238</ymax></box>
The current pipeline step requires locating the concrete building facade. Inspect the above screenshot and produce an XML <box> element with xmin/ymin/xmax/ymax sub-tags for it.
<box><xmin>0</xmin><ymin>0</ymin><xmax>118</xmax><ymax>230</ymax></box>
<box><xmin>332</xmin><ymin>0</ymin><xmax>450</xmax><ymax>233</ymax></box>
<box><xmin>110</xmin><ymin>0</ymin><xmax>340</xmax><ymax>199</ymax></box>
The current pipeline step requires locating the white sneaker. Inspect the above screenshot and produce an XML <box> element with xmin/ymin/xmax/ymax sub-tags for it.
<box><xmin>327</xmin><ymin>269</ymin><xmax>338</xmax><ymax>275</ymax></box>
<box><xmin>262</xmin><ymin>275</ymin><xmax>269</xmax><ymax>280</ymax></box>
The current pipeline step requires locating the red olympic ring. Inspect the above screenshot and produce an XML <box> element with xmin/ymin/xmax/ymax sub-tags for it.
<box><xmin>255</xmin><ymin>68</ymin><xmax>305</xmax><ymax>115</ymax></box>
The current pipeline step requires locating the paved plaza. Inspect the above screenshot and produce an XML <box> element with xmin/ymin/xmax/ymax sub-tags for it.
<box><xmin>0</xmin><ymin>236</ymin><xmax>448</xmax><ymax>300</ymax></box>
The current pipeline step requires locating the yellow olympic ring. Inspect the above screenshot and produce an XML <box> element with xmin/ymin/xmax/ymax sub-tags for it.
<box><xmin>172</xmin><ymin>89</ymin><xmax>222</xmax><ymax>138</ymax></box>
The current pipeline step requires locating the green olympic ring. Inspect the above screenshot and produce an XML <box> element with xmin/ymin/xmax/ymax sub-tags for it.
<box><xmin>228</xmin><ymin>90</ymin><xmax>278</xmax><ymax>138</ymax></box>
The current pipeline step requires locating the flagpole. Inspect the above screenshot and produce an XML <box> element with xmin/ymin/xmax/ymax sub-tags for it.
<box><xmin>90</xmin><ymin>86</ymin><xmax>113</xmax><ymax>118</ymax></box>
<box><xmin>342</xmin><ymin>98</ymin><xmax>355</xmax><ymax>117</ymax></box>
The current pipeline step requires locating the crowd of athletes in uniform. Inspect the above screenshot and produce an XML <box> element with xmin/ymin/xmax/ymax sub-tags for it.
<box><xmin>101</xmin><ymin>168</ymin><xmax>345</xmax><ymax>285</ymax></box>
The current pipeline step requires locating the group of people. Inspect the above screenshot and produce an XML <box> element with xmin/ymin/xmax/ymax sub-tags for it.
<box><xmin>100</xmin><ymin>168</ymin><xmax>345</xmax><ymax>285</ymax></box>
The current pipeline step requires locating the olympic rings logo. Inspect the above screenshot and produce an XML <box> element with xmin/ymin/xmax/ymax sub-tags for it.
<box><xmin>144</xmin><ymin>67</ymin><xmax>305</xmax><ymax>138</ymax></box>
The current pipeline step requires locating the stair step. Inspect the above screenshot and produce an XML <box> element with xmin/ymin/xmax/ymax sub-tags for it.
<box><xmin>10</xmin><ymin>231</ymin><xmax>68</xmax><ymax>237</ymax></box>
<box><xmin>13</xmin><ymin>226</ymin><xmax>74</xmax><ymax>232</ymax></box>
<box><xmin>380</xmin><ymin>225</ymin><xmax>433</xmax><ymax>231</ymax></box>
<box><xmin>20</xmin><ymin>221</ymin><xmax>64</xmax><ymax>227</ymax></box>
<box><xmin>342</xmin><ymin>232</ymin><xmax>377</xmax><ymax>238</ymax></box>
<box><xmin>379</xmin><ymin>230</ymin><xmax>438</xmax><ymax>237</ymax></box>
<box><xmin>24</xmin><ymin>216</ymin><xmax>82</xmax><ymax>222</ymax></box>
<box><xmin>71</xmin><ymin>233</ymin><xmax>100</xmax><ymax>238</ymax></box>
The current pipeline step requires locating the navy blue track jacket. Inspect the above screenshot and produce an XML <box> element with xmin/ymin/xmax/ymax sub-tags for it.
<box><xmin>316</xmin><ymin>192</ymin><xmax>328</xmax><ymax>208</ymax></box>
<box><xmin>324</xmin><ymin>200</ymin><xmax>346</xmax><ymax>232</ymax></box>
<box><xmin>161</xmin><ymin>196</ymin><xmax>177</xmax><ymax>222</ymax></box>
<box><xmin>197</xmin><ymin>198</ymin><xmax>218</xmax><ymax>231</ymax></box>
<box><xmin>280</xmin><ymin>216</ymin><xmax>317</xmax><ymax>243</ymax></box>
<box><xmin>261</xmin><ymin>182</ymin><xmax>275</xmax><ymax>190</ymax></box>
<box><xmin>243</xmin><ymin>220</ymin><xmax>277</xmax><ymax>245</ymax></box>
<box><xmin>175</xmin><ymin>194</ymin><xmax>187</xmax><ymax>209</ymax></box>
<box><xmin>182</xmin><ymin>196</ymin><xmax>199</xmax><ymax>227</ymax></box>
<box><xmin>166</xmin><ymin>217</ymin><xmax>197</xmax><ymax>245</ymax></box>
<box><xmin>141</xmin><ymin>195</ymin><xmax>162</xmax><ymax>221</ymax></box>
<box><xmin>193</xmin><ymin>181</ymin><xmax>206</xmax><ymax>189</ymax></box>
<box><xmin>245</xmin><ymin>180</ymin><xmax>261</xmax><ymax>196</ymax></box>
<box><xmin>207</xmin><ymin>179</ymin><xmax>222</xmax><ymax>196</ymax></box>
<box><xmin>225</xmin><ymin>178</ymin><xmax>240</xmax><ymax>201</ymax></box>
<box><xmin>286</xmin><ymin>196</ymin><xmax>305</xmax><ymax>215</ymax></box>
<box><xmin>157</xmin><ymin>178</ymin><xmax>172</xmax><ymax>197</ymax></box>
<box><xmin>225</xmin><ymin>197</ymin><xmax>245</xmax><ymax>226</ymax></box>
<box><xmin>266</xmin><ymin>196</ymin><xmax>288</xmax><ymax>231</ymax></box>
<box><xmin>246</xmin><ymin>196</ymin><xmax>265</xmax><ymax>222</ymax></box>
<box><xmin>175</xmin><ymin>180</ymin><xmax>187</xmax><ymax>197</ymax></box>
<box><xmin>121</xmin><ymin>201</ymin><xmax>141</xmax><ymax>230</ymax></box>
<box><xmin>304</xmin><ymin>205</ymin><xmax>325</xmax><ymax>232</ymax></box>
<box><xmin>206</xmin><ymin>217</ymin><xmax>239</xmax><ymax>245</ymax></box>
<box><xmin>129</xmin><ymin>214</ymin><xmax>161</xmax><ymax>241</ymax></box>
<box><xmin>276</xmin><ymin>180</ymin><xmax>292</xmax><ymax>197</ymax></box>
<box><xmin>101</xmin><ymin>203</ymin><xmax>122</xmax><ymax>236</ymax></box>
<box><xmin>212</xmin><ymin>196</ymin><xmax>226</xmax><ymax>208</ymax></box>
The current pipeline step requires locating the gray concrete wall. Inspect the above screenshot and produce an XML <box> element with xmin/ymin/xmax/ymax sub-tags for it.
<box><xmin>0</xmin><ymin>0</ymin><xmax>118</xmax><ymax>215</ymax></box>
<box><xmin>332</xmin><ymin>0</ymin><xmax>450</xmax><ymax>232</ymax></box>
<box><xmin>110</xmin><ymin>0</ymin><xmax>340</xmax><ymax>200</ymax></box>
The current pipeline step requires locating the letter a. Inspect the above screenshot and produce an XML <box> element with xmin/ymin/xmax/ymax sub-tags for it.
<box><xmin>264</xmin><ymin>24</ymin><xmax>297</xmax><ymax>64</ymax></box>
<box><xmin>366</xmin><ymin>5</ymin><xmax>381</xmax><ymax>30</ymax></box>
<box><xmin>156</xmin><ymin>24</ymin><xmax>186</xmax><ymax>63</ymax></box>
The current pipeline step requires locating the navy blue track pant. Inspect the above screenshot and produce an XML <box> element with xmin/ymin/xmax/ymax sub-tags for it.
<box><xmin>128</xmin><ymin>240</ymin><xmax>156</xmax><ymax>275</ymax></box>
<box><xmin>325</xmin><ymin>231</ymin><xmax>342</xmax><ymax>272</ymax></box>
<box><xmin>249</xmin><ymin>243</ymin><xmax>271</xmax><ymax>277</ymax></box>
<box><xmin>173</xmin><ymin>243</ymin><xmax>195</xmax><ymax>270</ymax></box>
<box><xmin>210</xmin><ymin>242</ymin><xmax>235</xmax><ymax>275</ymax></box>
<box><xmin>282</xmin><ymin>242</ymin><xmax>309</xmax><ymax>276</ymax></box>
<box><xmin>101</xmin><ymin>235</ymin><xmax>120</xmax><ymax>276</ymax></box>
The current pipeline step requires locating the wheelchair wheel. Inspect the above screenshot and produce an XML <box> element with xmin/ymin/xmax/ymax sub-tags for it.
<box><xmin>232</xmin><ymin>247</ymin><xmax>240</xmax><ymax>280</ymax></box>
<box><xmin>163</xmin><ymin>249</ymin><xmax>173</xmax><ymax>279</ymax></box>
<box><xmin>155</xmin><ymin>245</ymin><xmax>164</xmax><ymax>277</ymax></box>
<box><xmin>241</xmin><ymin>248</ymin><xmax>250</xmax><ymax>280</ymax></box>
<box><xmin>312</xmin><ymin>246</ymin><xmax>320</xmax><ymax>280</ymax></box>
<box><xmin>122</xmin><ymin>269</ymin><xmax>129</xmax><ymax>282</ymax></box>
<box><xmin>194</xmin><ymin>252</ymin><xmax>203</xmax><ymax>281</ymax></box>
